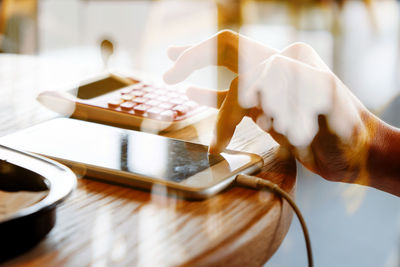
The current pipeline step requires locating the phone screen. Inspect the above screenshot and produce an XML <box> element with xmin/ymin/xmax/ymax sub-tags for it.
<box><xmin>0</xmin><ymin>119</ymin><xmax>257</xmax><ymax>185</ymax></box>
<box><xmin>113</xmin><ymin>135</ymin><xmax>226</xmax><ymax>183</ymax></box>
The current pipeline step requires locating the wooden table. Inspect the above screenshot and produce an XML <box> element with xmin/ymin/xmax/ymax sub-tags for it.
<box><xmin>0</xmin><ymin>54</ymin><xmax>296</xmax><ymax>267</ymax></box>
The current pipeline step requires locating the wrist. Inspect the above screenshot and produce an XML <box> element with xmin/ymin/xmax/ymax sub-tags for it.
<box><xmin>366</xmin><ymin>118</ymin><xmax>400</xmax><ymax>196</ymax></box>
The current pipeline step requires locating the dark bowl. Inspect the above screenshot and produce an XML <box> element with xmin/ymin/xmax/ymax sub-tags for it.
<box><xmin>0</xmin><ymin>145</ymin><xmax>76</xmax><ymax>262</ymax></box>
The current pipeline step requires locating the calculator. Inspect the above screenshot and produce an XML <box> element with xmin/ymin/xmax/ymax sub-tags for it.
<box><xmin>37</xmin><ymin>73</ymin><xmax>215</xmax><ymax>131</ymax></box>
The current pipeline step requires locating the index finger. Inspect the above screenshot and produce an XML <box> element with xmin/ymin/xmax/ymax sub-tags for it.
<box><xmin>209</xmin><ymin>78</ymin><xmax>248</xmax><ymax>154</ymax></box>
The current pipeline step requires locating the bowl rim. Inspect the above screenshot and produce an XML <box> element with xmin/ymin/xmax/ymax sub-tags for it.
<box><xmin>0</xmin><ymin>144</ymin><xmax>76</xmax><ymax>224</ymax></box>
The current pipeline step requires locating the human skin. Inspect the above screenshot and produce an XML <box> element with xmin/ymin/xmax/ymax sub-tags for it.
<box><xmin>164</xmin><ymin>30</ymin><xmax>400</xmax><ymax>197</ymax></box>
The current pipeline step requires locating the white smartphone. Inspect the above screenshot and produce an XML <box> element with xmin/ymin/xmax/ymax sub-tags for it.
<box><xmin>0</xmin><ymin>118</ymin><xmax>262</xmax><ymax>199</ymax></box>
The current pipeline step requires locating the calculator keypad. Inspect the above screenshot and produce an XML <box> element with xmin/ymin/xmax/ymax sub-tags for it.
<box><xmin>96</xmin><ymin>82</ymin><xmax>204</xmax><ymax>122</ymax></box>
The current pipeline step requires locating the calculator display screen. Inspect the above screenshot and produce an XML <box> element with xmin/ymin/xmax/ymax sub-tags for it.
<box><xmin>0</xmin><ymin>119</ymin><xmax>253</xmax><ymax>184</ymax></box>
<box><xmin>70</xmin><ymin>76</ymin><xmax>127</xmax><ymax>99</ymax></box>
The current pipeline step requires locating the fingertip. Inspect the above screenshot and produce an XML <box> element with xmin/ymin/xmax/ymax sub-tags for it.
<box><xmin>167</xmin><ymin>47</ymin><xmax>179</xmax><ymax>61</ymax></box>
<box><xmin>167</xmin><ymin>45</ymin><xmax>191</xmax><ymax>61</ymax></box>
<box><xmin>208</xmin><ymin>123</ymin><xmax>232</xmax><ymax>155</ymax></box>
<box><xmin>163</xmin><ymin>68</ymin><xmax>182</xmax><ymax>85</ymax></box>
<box><xmin>185</xmin><ymin>86</ymin><xmax>197</xmax><ymax>99</ymax></box>
<box><xmin>208</xmin><ymin>147</ymin><xmax>221</xmax><ymax>155</ymax></box>
<box><xmin>162</xmin><ymin>70</ymin><xmax>174</xmax><ymax>85</ymax></box>
<box><xmin>208</xmin><ymin>140</ymin><xmax>223</xmax><ymax>155</ymax></box>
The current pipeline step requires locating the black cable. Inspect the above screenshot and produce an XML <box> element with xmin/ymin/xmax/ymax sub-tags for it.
<box><xmin>235</xmin><ymin>174</ymin><xmax>313</xmax><ymax>267</ymax></box>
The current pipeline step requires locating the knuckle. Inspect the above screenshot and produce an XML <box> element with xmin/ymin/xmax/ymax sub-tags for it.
<box><xmin>281</xmin><ymin>42</ymin><xmax>316</xmax><ymax>59</ymax></box>
<box><xmin>217</xmin><ymin>30</ymin><xmax>238</xmax><ymax>47</ymax></box>
<box><xmin>267</xmin><ymin>54</ymin><xmax>287</xmax><ymax>67</ymax></box>
<box><xmin>217</xmin><ymin>29</ymin><xmax>237</xmax><ymax>38</ymax></box>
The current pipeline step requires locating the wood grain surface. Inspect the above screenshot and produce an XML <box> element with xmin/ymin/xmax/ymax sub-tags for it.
<box><xmin>0</xmin><ymin>55</ymin><xmax>297</xmax><ymax>267</ymax></box>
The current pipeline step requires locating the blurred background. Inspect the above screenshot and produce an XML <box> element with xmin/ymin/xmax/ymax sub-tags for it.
<box><xmin>0</xmin><ymin>0</ymin><xmax>399</xmax><ymax>266</ymax></box>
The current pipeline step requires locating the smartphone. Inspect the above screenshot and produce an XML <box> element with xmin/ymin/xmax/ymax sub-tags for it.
<box><xmin>37</xmin><ymin>73</ymin><xmax>214</xmax><ymax>132</ymax></box>
<box><xmin>0</xmin><ymin>118</ymin><xmax>262</xmax><ymax>199</ymax></box>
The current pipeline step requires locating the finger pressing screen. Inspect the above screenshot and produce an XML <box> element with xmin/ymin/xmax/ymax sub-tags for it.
<box><xmin>209</xmin><ymin>78</ymin><xmax>248</xmax><ymax>154</ymax></box>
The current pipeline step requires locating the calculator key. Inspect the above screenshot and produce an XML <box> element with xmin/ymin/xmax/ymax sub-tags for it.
<box><xmin>154</xmin><ymin>89</ymin><xmax>167</xmax><ymax>95</ymax></box>
<box><xmin>134</xmin><ymin>104</ymin><xmax>150</xmax><ymax>115</ymax></box>
<box><xmin>157</xmin><ymin>96</ymin><xmax>170</xmax><ymax>102</ymax></box>
<box><xmin>168</xmin><ymin>92</ymin><xmax>180</xmax><ymax>99</ymax></box>
<box><xmin>131</xmin><ymin>83</ymin><xmax>144</xmax><ymax>90</ymax></box>
<box><xmin>108</xmin><ymin>99</ymin><xmax>124</xmax><ymax>108</ymax></box>
<box><xmin>170</xmin><ymin>97</ymin><xmax>186</xmax><ymax>105</ymax></box>
<box><xmin>147</xmin><ymin>107</ymin><xmax>164</xmax><ymax>119</ymax></box>
<box><xmin>120</xmin><ymin>88</ymin><xmax>132</xmax><ymax>95</ymax></box>
<box><xmin>147</xmin><ymin>99</ymin><xmax>161</xmax><ymax>107</ymax></box>
<box><xmin>185</xmin><ymin>101</ymin><xmax>199</xmax><ymax>110</ymax></box>
<box><xmin>144</xmin><ymin>93</ymin><xmax>158</xmax><ymax>99</ymax></box>
<box><xmin>176</xmin><ymin>87</ymin><xmax>187</xmax><ymax>93</ymax></box>
<box><xmin>180</xmin><ymin>95</ymin><xmax>189</xmax><ymax>101</ymax></box>
<box><xmin>133</xmin><ymin>97</ymin><xmax>148</xmax><ymax>104</ymax></box>
<box><xmin>159</xmin><ymin>102</ymin><xmax>175</xmax><ymax>110</ymax></box>
<box><xmin>120</xmin><ymin>101</ymin><xmax>135</xmax><ymax>111</ymax></box>
<box><xmin>131</xmin><ymin>90</ymin><xmax>144</xmax><ymax>97</ymax></box>
<box><xmin>160</xmin><ymin>110</ymin><xmax>177</xmax><ymax>121</ymax></box>
<box><xmin>173</xmin><ymin>105</ymin><xmax>189</xmax><ymax>116</ymax></box>
<box><xmin>143</xmin><ymin>87</ymin><xmax>155</xmax><ymax>93</ymax></box>
<box><xmin>121</xmin><ymin>94</ymin><xmax>134</xmax><ymax>101</ymax></box>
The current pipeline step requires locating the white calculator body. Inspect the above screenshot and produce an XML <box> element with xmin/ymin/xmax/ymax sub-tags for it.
<box><xmin>37</xmin><ymin>73</ymin><xmax>215</xmax><ymax>132</ymax></box>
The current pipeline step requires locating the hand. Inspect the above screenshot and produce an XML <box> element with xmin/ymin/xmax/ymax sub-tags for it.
<box><xmin>164</xmin><ymin>30</ymin><xmax>400</xmax><ymax>195</ymax></box>
<box><xmin>164</xmin><ymin>30</ymin><xmax>277</xmax><ymax>82</ymax></box>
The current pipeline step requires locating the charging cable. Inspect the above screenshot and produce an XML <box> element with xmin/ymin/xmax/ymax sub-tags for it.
<box><xmin>236</xmin><ymin>174</ymin><xmax>313</xmax><ymax>267</ymax></box>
